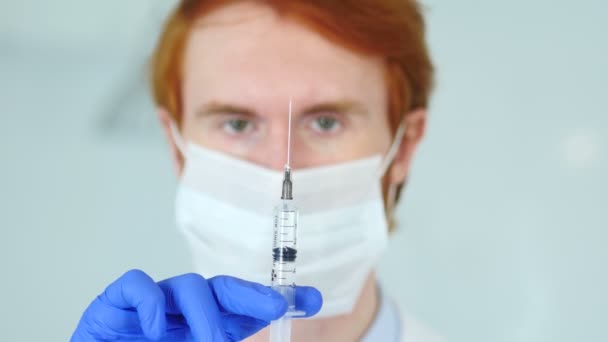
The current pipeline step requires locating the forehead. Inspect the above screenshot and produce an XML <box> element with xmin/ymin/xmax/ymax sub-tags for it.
<box><xmin>182</xmin><ymin>2</ymin><xmax>386</xmax><ymax>110</ymax></box>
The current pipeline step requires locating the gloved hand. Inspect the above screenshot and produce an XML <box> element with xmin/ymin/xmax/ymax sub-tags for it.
<box><xmin>71</xmin><ymin>269</ymin><xmax>322</xmax><ymax>341</ymax></box>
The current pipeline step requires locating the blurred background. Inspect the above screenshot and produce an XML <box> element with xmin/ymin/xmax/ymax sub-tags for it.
<box><xmin>0</xmin><ymin>0</ymin><xmax>606</xmax><ymax>341</ymax></box>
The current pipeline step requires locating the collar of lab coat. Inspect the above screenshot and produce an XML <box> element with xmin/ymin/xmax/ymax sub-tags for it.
<box><xmin>361</xmin><ymin>285</ymin><xmax>445</xmax><ymax>342</ymax></box>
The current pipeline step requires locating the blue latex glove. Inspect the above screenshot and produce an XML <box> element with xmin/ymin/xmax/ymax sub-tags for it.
<box><xmin>71</xmin><ymin>270</ymin><xmax>322</xmax><ymax>341</ymax></box>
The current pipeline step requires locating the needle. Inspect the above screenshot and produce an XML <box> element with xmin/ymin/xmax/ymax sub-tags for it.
<box><xmin>286</xmin><ymin>99</ymin><xmax>292</xmax><ymax>169</ymax></box>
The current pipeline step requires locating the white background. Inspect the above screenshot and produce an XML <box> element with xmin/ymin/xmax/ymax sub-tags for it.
<box><xmin>1</xmin><ymin>1</ymin><xmax>606</xmax><ymax>341</ymax></box>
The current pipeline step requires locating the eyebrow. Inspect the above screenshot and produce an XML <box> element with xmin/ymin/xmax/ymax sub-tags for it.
<box><xmin>302</xmin><ymin>100</ymin><xmax>369</xmax><ymax>116</ymax></box>
<box><xmin>195</xmin><ymin>102</ymin><xmax>256</xmax><ymax>117</ymax></box>
<box><xmin>195</xmin><ymin>99</ymin><xmax>369</xmax><ymax>118</ymax></box>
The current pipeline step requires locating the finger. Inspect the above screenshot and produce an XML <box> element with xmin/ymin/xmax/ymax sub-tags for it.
<box><xmin>295</xmin><ymin>286</ymin><xmax>323</xmax><ymax>317</ymax></box>
<box><xmin>158</xmin><ymin>273</ymin><xmax>228</xmax><ymax>342</ymax></box>
<box><xmin>73</xmin><ymin>301</ymin><xmax>144</xmax><ymax>341</ymax></box>
<box><xmin>208</xmin><ymin>276</ymin><xmax>288</xmax><ymax>321</ymax></box>
<box><xmin>157</xmin><ymin>315</ymin><xmax>191</xmax><ymax>341</ymax></box>
<box><xmin>101</xmin><ymin>269</ymin><xmax>167</xmax><ymax>340</ymax></box>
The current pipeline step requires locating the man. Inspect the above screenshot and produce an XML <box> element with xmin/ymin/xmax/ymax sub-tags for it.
<box><xmin>72</xmin><ymin>0</ymin><xmax>438</xmax><ymax>341</ymax></box>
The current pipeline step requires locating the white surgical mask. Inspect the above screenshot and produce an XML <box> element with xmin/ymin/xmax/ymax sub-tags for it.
<box><xmin>172</xmin><ymin>122</ymin><xmax>406</xmax><ymax>317</ymax></box>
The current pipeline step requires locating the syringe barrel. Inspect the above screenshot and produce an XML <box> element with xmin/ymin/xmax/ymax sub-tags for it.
<box><xmin>271</xmin><ymin>200</ymin><xmax>298</xmax><ymax>310</ymax></box>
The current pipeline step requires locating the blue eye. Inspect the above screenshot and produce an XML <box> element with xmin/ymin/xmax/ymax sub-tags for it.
<box><xmin>223</xmin><ymin>118</ymin><xmax>252</xmax><ymax>134</ymax></box>
<box><xmin>311</xmin><ymin>116</ymin><xmax>341</xmax><ymax>133</ymax></box>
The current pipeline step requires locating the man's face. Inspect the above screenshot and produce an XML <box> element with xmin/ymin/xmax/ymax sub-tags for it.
<box><xmin>179</xmin><ymin>2</ymin><xmax>391</xmax><ymax>170</ymax></box>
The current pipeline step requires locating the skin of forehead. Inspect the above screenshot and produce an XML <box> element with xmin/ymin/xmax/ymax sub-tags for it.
<box><xmin>182</xmin><ymin>2</ymin><xmax>388</xmax><ymax>125</ymax></box>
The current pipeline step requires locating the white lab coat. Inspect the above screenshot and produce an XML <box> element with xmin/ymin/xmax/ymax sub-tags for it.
<box><xmin>361</xmin><ymin>286</ymin><xmax>445</xmax><ymax>342</ymax></box>
<box><xmin>401</xmin><ymin>310</ymin><xmax>445</xmax><ymax>342</ymax></box>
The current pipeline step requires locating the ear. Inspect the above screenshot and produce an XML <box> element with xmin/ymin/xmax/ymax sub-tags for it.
<box><xmin>388</xmin><ymin>108</ymin><xmax>427</xmax><ymax>186</ymax></box>
<box><xmin>157</xmin><ymin>108</ymin><xmax>185</xmax><ymax>177</ymax></box>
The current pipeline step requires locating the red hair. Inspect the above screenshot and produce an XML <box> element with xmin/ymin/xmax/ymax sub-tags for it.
<box><xmin>151</xmin><ymin>0</ymin><xmax>434</xmax><ymax>129</ymax></box>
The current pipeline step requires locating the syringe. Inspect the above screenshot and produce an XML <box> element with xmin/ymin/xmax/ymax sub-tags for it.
<box><xmin>269</xmin><ymin>101</ymin><xmax>303</xmax><ymax>342</ymax></box>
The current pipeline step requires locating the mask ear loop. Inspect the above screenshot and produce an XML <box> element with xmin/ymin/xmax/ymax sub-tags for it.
<box><xmin>378</xmin><ymin>120</ymin><xmax>407</xmax><ymax>177</ymax></box>
<box><xmin>169</xmin><ymin>121</ymin><xmax>187</xmax><ymax>155</ymax></box>
<box><xmin>377</xmin><ymin>120</ymin><xmax>408</xmax><ymax>222</ymax></box>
